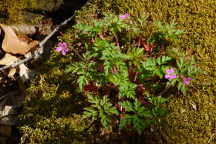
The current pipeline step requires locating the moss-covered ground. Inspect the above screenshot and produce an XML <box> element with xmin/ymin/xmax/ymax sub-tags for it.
<box><xmin>129</xmin><ymin>1</ymin><xmax>216</xmax><ymax>143</ymax></box>
<box><xmin>115</xmin><ymin>0</ymin><xmax>216</xmax><ymax>143</ymax></box>
<box><xmin>1</xmin><ymin>0</ymin><xmax>215</xmax><ymax>143</ymax></box>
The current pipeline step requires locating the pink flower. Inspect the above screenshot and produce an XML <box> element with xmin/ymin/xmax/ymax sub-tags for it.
<box><xmin>165</xmin><ymin>68</ymin><xmax>175</xmax><ymax>75</ymax></box>
<box><xmin>165</xmin><ymin>74</ymin><xmax>177</xmax><ymax>79</ymax></box>
<box><xmin>55</xmin><ymin>42</ymin><xmax>69</xmax><ymax>55</ymax></box>
<box><xmin>165</xmin><ymin>68</ymin><xmax>177</xmax><ymax>80</ymax></box>
<box><xmin>183</xmin><ymin>77</ymin><xmax>192</xmax><ymax>85</ymax></box>
<box><xmin>119</xmin><ymin>13</ymin><xmax>130</xmax><ymax>20</ymax></box>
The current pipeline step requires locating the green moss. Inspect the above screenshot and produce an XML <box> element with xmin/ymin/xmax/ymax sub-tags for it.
<box><xmin>0</xmin><ymin>0</ymin><xmax>35</xmax><ymax>23</ymax></box>
<box><xmin>0</xmin><ymin>0</ymin><xmax>63</xmax><ymax>24</ymax></box>
<box><xmin>18</xmin><ymin>55</ymin><xmax>93</xmax><ymax>144</ymax></box>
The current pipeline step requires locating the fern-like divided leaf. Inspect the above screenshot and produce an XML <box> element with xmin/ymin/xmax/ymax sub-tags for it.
<box><xmin>155</xmin><ymin>21</ymin><xmax>184</xmax><ymax>40</ymax></box>
<box><xmin>156</xmin><ymin>56</ymin><xmax>172</xmax><ymax>65</ymax></box>
<box><xmin>65</xmin><ymin>62</ymin><xmax>85</xmax><ymax>74</ymax></box>
<box><xmin>119</xmin><ymin>100</ymin><xmax>154</xmax><ymax>134</ymax></box>
<box><xmin>77</xmin><ymin>75</ymin><xmax>89</xmax><ymax>91</ymax></box>
<box><xmin>148</xmin><ymin>96</ymin><xmax>167</xmax><ymax>117</ymax></box>
<box><xmin>127</xmin><ymin>47</ymin><xmax>144</xmax><ymax>66</ymax></box>
<box><xmin>83</xmin><ymin>95</ymin><xmax>119</xmax><ymax>129</ymax></box>
<box><xmin>119</xmin><ymin>82</ymin><xmax>136</xmax><ymax>99</ymax></box>
<box><xmin>140</xmin><ymin>56</ymin><xmax>172</xmax><ymax>78</ymax></box>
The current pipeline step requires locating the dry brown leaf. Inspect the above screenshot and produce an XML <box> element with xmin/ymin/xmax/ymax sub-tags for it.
<box><xmin>0</xmin><ymin>53</ymin><xmax>19</xmax><ymax>78</ymax></box>
<box><xmin>7</xmin><ymin>68</ymin><xmax>16</xmax><ymax>79</ymax></box>
<box><xmin>0</xmin><ymin>53</ymin><xmax>19</xmax><ymax>65</ymax></box>
<box><xmin>0</xmin><ymin>53</ymin><xmax>32</xmax><ymax>80</ymax></box>
<box><xmin>19</xmin><ymin>63</ymin><xmax>32</xmax><ymax>81</ymax></box>
<box><xmin>0</xmin><ymin>24</ymin><xmax>39</xmax><ymax>55</ymax></box>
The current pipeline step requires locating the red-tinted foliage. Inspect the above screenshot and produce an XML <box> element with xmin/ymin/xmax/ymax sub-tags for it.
<box><xmin>84</xmin><ymin>83</ymin><xmax>98</xmax><ymax>94</ymax></box>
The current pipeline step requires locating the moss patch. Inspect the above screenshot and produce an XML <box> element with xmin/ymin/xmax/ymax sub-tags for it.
<box><xmin>0</xmin><ymin>0</ymin><xmax>64</xmax><ymax>24</ymax></box>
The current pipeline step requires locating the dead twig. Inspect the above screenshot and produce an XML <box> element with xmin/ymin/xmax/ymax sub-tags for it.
<box><xmin>0</xmin><ymin>15</ymin><xmax>74</xmax><ymax>71</ymax></box>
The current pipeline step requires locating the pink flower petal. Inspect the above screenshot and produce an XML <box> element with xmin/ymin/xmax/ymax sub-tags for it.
<box><xmin>56</xmin><ymin>42</ymin><xmax>69</xmax><ymax>55</ymax></box>
<box><xmin>169</xmin><ymin>74</ymin><xmax>177</xmax><ymax>79</ymax></box>
<box><xmin>119</xmin><ymin>13</ymin><xmax>130</xmax><ymax>20</ymax></box>
<box><xmin>166</xmin><ymin>68</ymin><xmax>174</xmax><ymax>74</ymax></box>
<box><xmin>61</xmin><ymin>51</ymin><xmax>67</xmax><ymax>55</ymax></box>
<box><xmin>165</xmin><ymin>74</ymin><xmax>177</xmax><ymax>80</ymax></box>
<box><xmin>61</xmin><ymin>48</ymin><xmax>69</xmax><ymax>55</ymax></box>
<box><xmin>165</xmin><ymin>74</ymin><xmax>171</xmax><ymax>79</ymax></box>
<box><xmin>58</xmin><ymin>42</ymin><xmax>67</xmax><ymax>48</ymax></box>
<box><xmin>183</xmin><ymin>77</ymin><xmax>192</xmax><ymax>85</ymax></box>
<box><xmin>55</xmin><ymin>47</ymin><xmax>62</xmax><ymax>52</ymax></box>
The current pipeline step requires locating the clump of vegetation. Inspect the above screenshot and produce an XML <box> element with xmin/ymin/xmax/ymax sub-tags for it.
<box><xmin>83</xmin><ymin>0</ymin><xmax>215</xmax><ymax>143</ymax></box>
<box><xmin>59</xmin><ymin>13</ymin><xmax>198</xmax><ymax>134</ymax></box>
<box><xmin>18</xmin><ymin>11</ymin><xmax>199</xmax><ymax>143</ymax></box>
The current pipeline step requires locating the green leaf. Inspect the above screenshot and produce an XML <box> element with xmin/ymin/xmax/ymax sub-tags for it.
<box><xmin>83</xmin><ymin>107</ymin><xmax>98</xmax><ymax>120</ymax></box>
<box><xmin>153</xmin><ymin>107</ymin><xmax>167</xmax><ymax>116</ymax></box>
<box><xmin>149</xmin><ymin>96</ymin><xmax>167</xmax><ymax>106</ymax></box>
<box><xmin>109</xmin><ymin>74</ymin><xmax>122</xmax><ymax>85</ymax></box>
<box><xmin>109</xmin><ymin>107</ymin><xmax>119</xmax><ymax>115</ymax></box>
<box><xmin>119</xmin><ymin>82</ymin><xmax>136</xmax><ymax>99</ymax></box>
<box><xmin>65</xmin><ymin>62</ymin><xmax>84</xmax><ymax>74</ymax></box>
<box><xmin>103</xmin><ymin>61</ymin><xmax>112</xmax><ymax>75</ymax></box>
<box><xmin>155</xmin><ymin>21</ymin><xmax>184</xmax><ymax>40</ymax></box>
<box><xmin>100</xmin><ymin>113</ymin><xmax>111</xmax><ymax>129</ymax></box>
<box><xmin>141</xmin><ymin>58</ymin><xmax>156</xmax><ymax>71</ymax></box>
<box><xmin>119</xmin><ymin>117</ymin><xmax>128</xmax><ymax>129</ymax></box>
<box><xmin>156</xmin><ymin>56</ymin><xmax>172</xmax><ymax>65</ymax></box>
<box><xmin>84</xmin><ymin>95</ymin><xmax>118</xmax><ymax>129</ymax></box>
<box><xmin>153</xmin><ymin>69</ymin><xmax>163</xmax><ymax>78</ymax></box>
<box><xmin>77</xmin><ymin>75</ymin><xmax>88</xmax><ymax>91</ymax></box>
<box><xmin>127</xmin><ymin>47</ymin><xmax>144</xmax><ymax>66</ymax></box>
<box><xmin>132</xmin><ymin>115</ymin><xmax>146</xmax><ymax>134</ymax></box>
<box><xmin>120</xmin><ymin>101</ymin><xmax>134</xmax><ymax>112</ymax></box>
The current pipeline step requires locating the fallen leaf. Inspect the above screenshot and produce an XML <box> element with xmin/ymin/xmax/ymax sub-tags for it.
<box><xmin>0</xmin><ymin>24</ymin><xmax>38</xmax><ymax>55</ymax></box>
<box><xmin>0</xmin><ymin>53</ymin><xmax>19</xmax><ymax>78</ymax></box>
<box><xmin>0</xmin><ymin>53</ymin><xmax>19</xmax><ymax>65</ymax></box>
<box><xmin>19</xmin><ymin>64</ymin><xmax>32</xmax><ymax>82</ymax></box>
<box><xmin>0</xmin><ymin>53</ymin><xmax>32</xmax><ymax>80</ymax></box>
<box><xmin>7</xmin><ymin>68</ymin><xmax>16</xmax><ymax>79</ymax></box>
